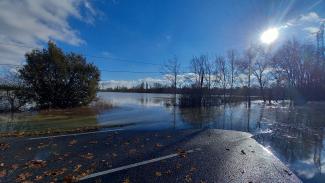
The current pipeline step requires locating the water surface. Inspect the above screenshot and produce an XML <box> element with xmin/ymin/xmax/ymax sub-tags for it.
<box><xmin>1</xmin><ymin>92</ymin><xmax>325</xmax><ymax>182</ymax></box>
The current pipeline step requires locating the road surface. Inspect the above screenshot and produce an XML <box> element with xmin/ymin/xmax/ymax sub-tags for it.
<box><xmin>0</xmin><ymin>129</ymin><xmax>301</xmax><ymax>182</ymax></box>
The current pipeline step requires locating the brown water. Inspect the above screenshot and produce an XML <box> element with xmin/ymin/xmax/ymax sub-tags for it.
<box><xmin>1</xmin><ymin>92</ymin><xmax>325</xmax><ymax>182</ymax></box>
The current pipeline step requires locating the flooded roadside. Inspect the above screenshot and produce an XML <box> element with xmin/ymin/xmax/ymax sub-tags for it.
<box><xmin>1</xmin><ymin>92</ymin><xmax>325</xmax><ymax>182</ymax></box>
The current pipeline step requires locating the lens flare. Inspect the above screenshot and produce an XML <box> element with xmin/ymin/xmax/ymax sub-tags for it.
<box><xmin>260</xmin><ymin>28</ymin><xmax>279</xmax><ymax>44</ymax></box>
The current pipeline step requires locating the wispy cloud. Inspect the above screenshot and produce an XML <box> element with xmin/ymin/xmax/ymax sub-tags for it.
<box><xmin>0</xmin><ymin>0</ymin><xmax>98</xmax><ymax>65</ymax></box>
<box><xmin>280</xmin><ymin>12</ymin><xmax>325</xmax><ymax>41</ymax></box>
<box><xmin>299</xmin><ymin>12</ymin><xmax>321</xmax><ymax>22</ymax></box>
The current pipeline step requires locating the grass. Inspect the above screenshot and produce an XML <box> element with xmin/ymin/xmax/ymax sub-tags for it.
<box><xmin>0</xmin><ymin>100</ymin><xmax>115</xmax><ymax>137</ymax></box>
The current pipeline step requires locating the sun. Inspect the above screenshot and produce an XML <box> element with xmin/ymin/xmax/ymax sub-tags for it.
<box><xmin>260</xmin><ymin>28</ymin><xmax>279</xmax><ymax>44</ymax></box>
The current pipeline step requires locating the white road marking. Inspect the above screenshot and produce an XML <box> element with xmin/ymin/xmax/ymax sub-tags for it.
<box><xmin>28</xmin><ymin>128</ymin><xmax>124</xmax><ymax>140</ymax></box>
<box><xmin>79</xmin><ymin>148</ymin><xmax>202</xmax><ymax>181</ymax></box>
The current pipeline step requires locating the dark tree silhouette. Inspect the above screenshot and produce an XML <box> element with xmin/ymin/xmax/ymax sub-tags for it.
<box><xmin>18</xmin><ymin>41</ymin><xmax>100</xmax><ymax>109</ymax></box>
<box><xmin>163</xmin><ymin>56</ymin><xmax>181</xmax><ymax>95</ymax></box>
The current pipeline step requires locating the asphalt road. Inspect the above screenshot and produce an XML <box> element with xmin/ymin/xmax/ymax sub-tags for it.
<box><xmin>0</xmin><ymin>129</ymin><xmax>301</xmax><ymax>183</ymax></box>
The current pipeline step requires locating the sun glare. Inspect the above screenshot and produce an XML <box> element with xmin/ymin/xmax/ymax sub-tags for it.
<box><xmin>260</xmin><ymin>28</ymin><xmax>279</xmax><ymax>44</ymax></box>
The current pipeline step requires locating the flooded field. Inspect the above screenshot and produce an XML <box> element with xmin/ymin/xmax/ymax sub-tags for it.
<box><xmin>1</xmin><ymin>92</ymin><xmax>325</xmax><ymax>182</ymax></box>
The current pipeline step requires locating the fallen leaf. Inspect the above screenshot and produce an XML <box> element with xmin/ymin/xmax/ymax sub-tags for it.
<box><xmin>38</xmin><ymin>143</ymin><xmax>48</xmax><ymax>149</ymax></box>
<box><xmin>89</xmin><ymin>141</ymin><xmax>98</xmax><ymax>144</ymax></box>
<box><xmin>44</xmin><ymin>168</ymin><xmax>67</xmax><ymax>177</ymax></box>
<box><xmin>63</xmin><ymin>174</ymin><xmax>78</xmax><ymax>183</ymax></box>
<box><xmin>0</xmin><ymin>143</ymin><xmax>10</xmax><ymax>150</ymax></box>
<box><xmin>0</xmin><ymin>170</ymin><xmax>6</xmax><ymax>177</ymax></box>
<box><xmin>74</xmin><ymin>164</ymin><xmax>82</xmax><ymax>172</ymax></box>
<box><xmin>16</xmin><ymin>172</ymin><xmax>32</xmax><ymax>182</ymax></box>
<box><xmin>69</xmin><ymin>139</ymin><xmax>77</xmax><ymax>145</ymax></box>
<box><xmin>176</xmin><ymin>149</ymin><xmax>187</xmax><ymax>157</ymax></box>
<box><xmin>79</xmin><ymin>172</ymin><xmax>89</xmax><ymax>177</ymax></box>
<box><xmin>122</xmin><ymin>177</ymin><xmax>130</xmax><ymax>183</ymax></box>
<box><xmin>155</xmin><ymin>171</ymin><xmax>162</xmax><ymax>176</ymax></box>
<box><xmin>80</xmin><ymin>153</ymin><xmax>94</xmax><ymax>160</ymax></box>
<box><xmin>19</xmin><ymin>180</ymin><xmax>32</xmax><ymax>183</ymax></box>
<box><xmin>35</xmin><ymin>175</ymin><xmax>43</xmax><ymax>181</ymax></box>
<box><xmin>26</xmin><ymin>160</ymin><xmax>47</xmax><ymax>168</ymax></box>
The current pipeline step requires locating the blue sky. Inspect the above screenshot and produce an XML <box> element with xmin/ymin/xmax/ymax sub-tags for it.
<box><xmin>1</xmin><ymin>0</ymin><xmax>325</xmax><ymax>85</ymax></box>
<box><xmin>65</xmin><ymin>0</ymin><xmax>325</xmax><ymax>81</ymax></box>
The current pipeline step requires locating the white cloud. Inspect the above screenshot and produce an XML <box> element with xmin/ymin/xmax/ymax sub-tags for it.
<box><xmin>100</xmin><ymin>73</ymin><xmax>199</xmax><ymax>89</ymax></box>
<box><xmin>280</xmin><ymin>12</ymin><xmax>325</xmax><ymax>42</ymax></box>
<box><xmin>101</xmin><ymin>51</ymin><xmax>114</xmax><ymax>57</ymax></box>
<box><xmin>100</xmin><ymin>77</ymin><xmax>167</xmax><ymax>89</ymax></box>
<box><xmin>299</xmin><ymin>12</ymin><xmax>321</xmax><ymax>22</ymax></box>
<box><xmin>0</xmin><ymin>0</ymin><xmax>97</xmax><ymax>65</ymax></box>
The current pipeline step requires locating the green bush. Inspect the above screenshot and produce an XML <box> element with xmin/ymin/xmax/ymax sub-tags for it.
<box><xmin>18</xmin><ymin>41</ymin><xmax>100</xmax><ymax>109</ymax></box>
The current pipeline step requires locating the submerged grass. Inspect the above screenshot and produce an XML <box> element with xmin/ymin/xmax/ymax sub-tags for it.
<box><xmin>0</xmin><ymin>99</ymin><xmax>115</xmax><ymax>137</ymax></box>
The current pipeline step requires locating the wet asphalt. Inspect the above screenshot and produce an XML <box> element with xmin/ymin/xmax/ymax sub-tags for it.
<box><xmin>0</xmin><ymin>129</ymin><xmax>301</xmax><ymax>183</ymax></box>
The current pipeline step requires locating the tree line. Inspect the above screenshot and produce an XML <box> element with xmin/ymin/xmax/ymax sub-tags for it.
<box><xmin>164</xmin><ymin>38</ymin><xmax>325</xmax><ymax>106</ymax></box>
<box><xmin>104</xmin><ymin>38</ymin><xmax>325</xmax><ymax>106</ymax></box>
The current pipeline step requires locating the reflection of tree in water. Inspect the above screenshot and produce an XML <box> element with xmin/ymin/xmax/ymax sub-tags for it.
<box><xmin>177</xmin><ymin>102</ymin><xmax>268</xmax><ymax>132</ymax></box>
<box><xmin>137</xmin><ymin>95</ymin><xmax>175</xmax><ymax>106</ymax></box>
<box><xmin>255</xmin><ymin>103</ymin><xmax>325</xmax><ymax>177</ymax></box>
<box><xmin>179</xmin><ymin>107</ymin><xmax>220</xmax><ymax>128</ymax></box>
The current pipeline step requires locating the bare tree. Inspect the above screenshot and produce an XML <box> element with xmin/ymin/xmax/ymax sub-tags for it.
<box><xmin>163</xmin><ymin>56</ymin><xmax>181</xmax><ymax>95</ymax></box>
<box><xmin>271</xmin><ymin>39</ymin><xmax>325</xmax><ymax>101</ymax></box>
<box><xmin>191</xmin><ymin>55</ymin><xmax>209</xmax><ymax>89</ymax></box>
<box><xmin>252</xmin><ymin>46</ymin><xmax>270</xmax><ymax>102</ymax></box>
<box><xmin>215</xmin><ymin>56</ymin><xmax>228</xmax><ymax>100</ymax></box>
<box><xmin>205</xmin><ymin>58</ymin><xmax>213</xmax><ymax>90</ymax></box>
<box><xmin>227</xmin><ymin>49</ymin><xmax>238</xmax><ymax>99</ymax></box>
<box><xmin>0</xmin><ymin>69</ymin><xmax>28</xmax><ymax>112</ymax></box>
<box><xmin>237</xmin><ymin>45</ymin><xmax>256</xmax><ymax>106</ymax></box>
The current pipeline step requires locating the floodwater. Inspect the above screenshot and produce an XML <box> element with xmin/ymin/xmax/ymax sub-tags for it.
<box><xmin>1</xmin><ymin>92</ymin><xmax>325</xmax><ymax>182</ymax></box>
